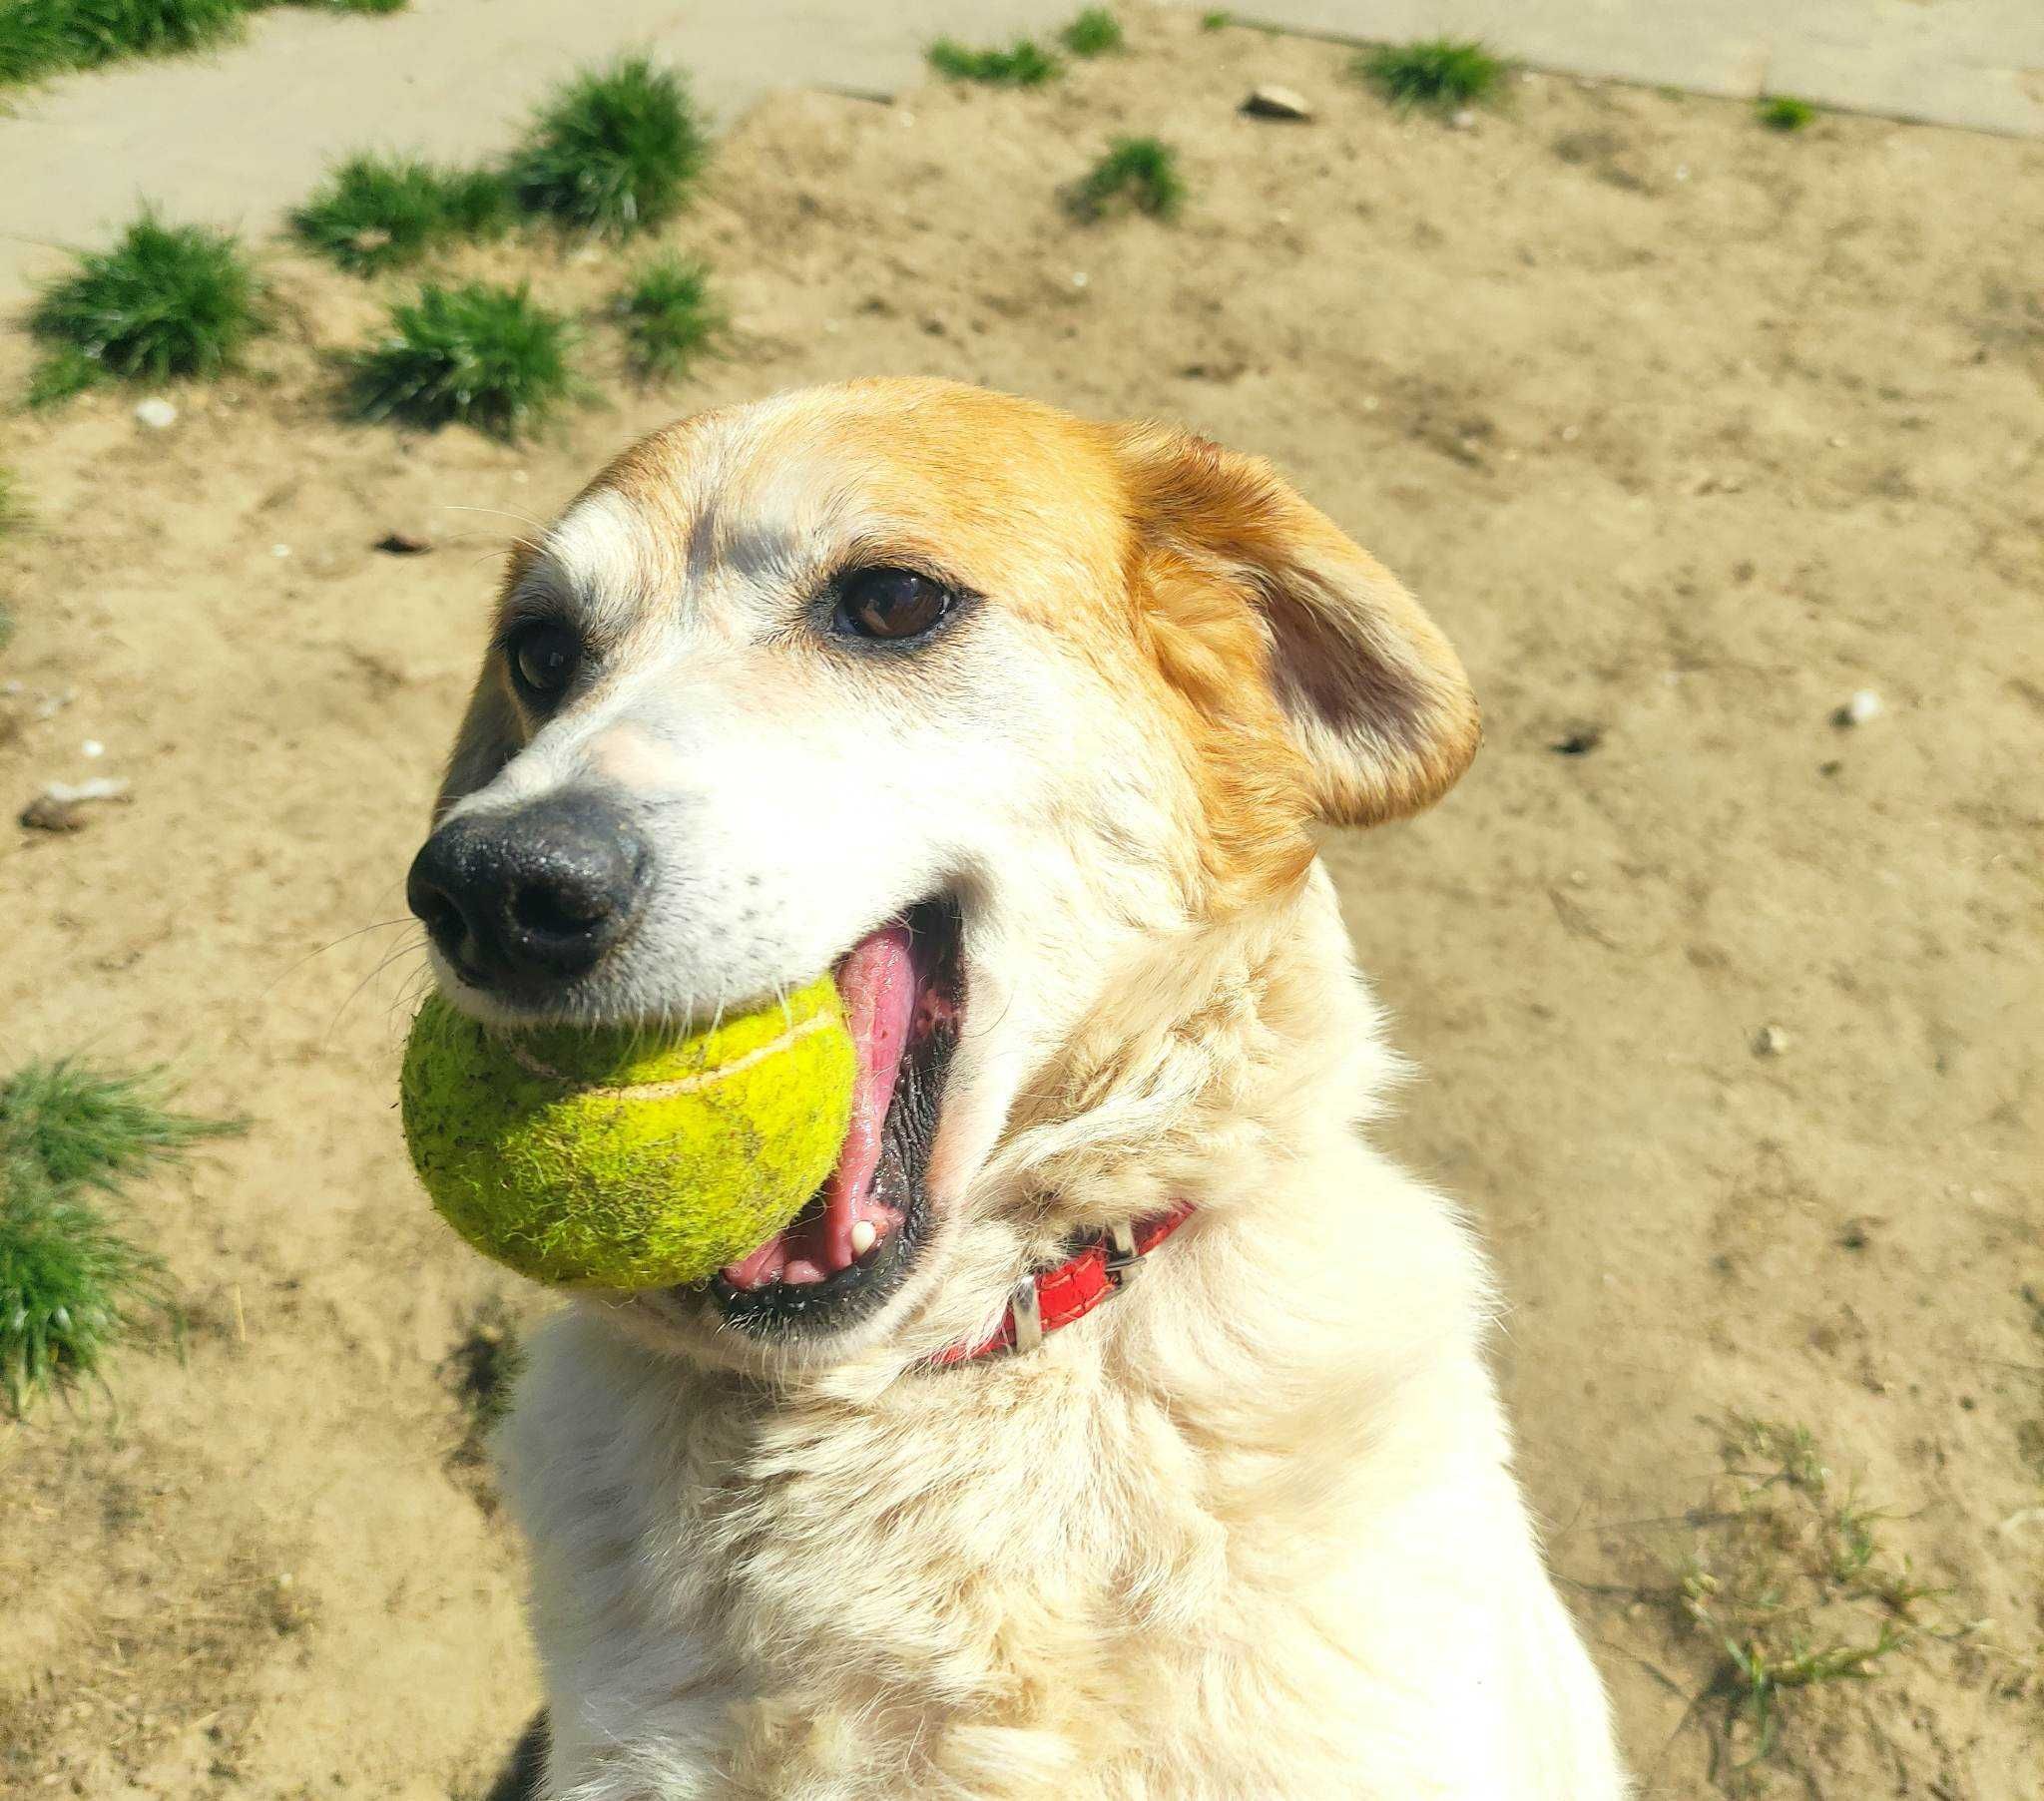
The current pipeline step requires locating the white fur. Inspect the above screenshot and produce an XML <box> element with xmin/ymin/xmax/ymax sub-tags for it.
<box><xmin>501</xmin><ymin>876</ymin><xmax>1625</xmax><ymax>1797</ymax></box>
<box><xmin>444</xmin><ymin>390</ymin><xmax>1627</xmax><ymax>1797</ymax></box>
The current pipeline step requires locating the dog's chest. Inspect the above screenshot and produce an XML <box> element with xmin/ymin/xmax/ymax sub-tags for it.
<box><xmin>512</xmin><ymin>1329</ymin><xmax>1367</xmax><ymax>1796</ymax></box>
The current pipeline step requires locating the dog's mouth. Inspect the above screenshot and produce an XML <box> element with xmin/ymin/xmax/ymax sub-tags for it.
<box><xmin>699</xmin><ymin>898</ymin><xmax>962</xmax><ymax>1337</ymax></box>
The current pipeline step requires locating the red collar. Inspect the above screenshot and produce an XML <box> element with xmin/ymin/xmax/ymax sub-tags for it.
<box><xmin>930</xmin><ymin>1202</ymin><xmax>1196</xmax><ymax>1365</ymax></box>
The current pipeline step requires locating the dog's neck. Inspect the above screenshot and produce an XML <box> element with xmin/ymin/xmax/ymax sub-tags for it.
<box><xmin>1003</xmin><ymin>865</ymin><xmax>1386</xmax><ymax>1216</ymax></box>
<box><xmin>894</xmin><ymin>861</ymin><xmax>1406</xmax><ymax>1372</ymax></box>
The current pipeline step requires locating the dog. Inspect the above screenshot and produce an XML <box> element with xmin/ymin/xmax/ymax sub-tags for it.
<box><xmin>406</xmin><ymin>378</ymin><xmax>1629</xmax><ymax>1799</ymax></box>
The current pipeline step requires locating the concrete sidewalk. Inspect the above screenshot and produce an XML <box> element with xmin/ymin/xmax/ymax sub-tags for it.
<box><xmin>1242</xmin><ymin>0</ymin><xmax>2044</xmax><ymax>136</ymax></box>
<box><xmin>0</xmin><ymin>0</ymin><xmax>1069</xmax><ymax>302</ymax></box>
<box><xmin>1</xmin><ymin>0</ymin><xmax>2038</xmax><ymax>304</ymax></box>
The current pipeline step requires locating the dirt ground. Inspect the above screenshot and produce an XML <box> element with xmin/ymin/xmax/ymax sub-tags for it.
<box><xmin>0</xmin><ymin>10</ymin><xmax>2038</xmax><ymax>1798</ymax></box>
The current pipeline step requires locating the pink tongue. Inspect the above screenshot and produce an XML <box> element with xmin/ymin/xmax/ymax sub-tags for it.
<box><xmin>720</xmin><ymin>925</ymin><xmax>916</xmax><ymax>1289</ymax></box>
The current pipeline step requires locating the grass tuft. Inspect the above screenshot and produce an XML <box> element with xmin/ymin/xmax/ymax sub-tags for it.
<box><xmin>24</xmin><ymin>347</ymin><xmax>103</xmax><ymax>411</ymax></box>
<box><xmin>0</xmin><ymin>1059</ymin><xmax>246</xmax><ymax>1192</ymax></box>
<box><xmin>0</xmin><ymin>1059</ymin><xmax>244</xmax><ymax>1417</ymax></box>
<box><xmin>1200</xmin><ymin>9</ymin><xmax>1230</xmax><ymax>29</ymax></box>
<box><xmin>291</xmin><ymin>154</ymin><xmax>510</xmax><ymax>275</ymax></box>
<box><xmin>1069</xmin><ymin>136</ymin><xmax>1184</xmax><ymax>222</ymax></box>
<box><xmin>1757</xmin><ymin>95</ymin><xmax>1816</xmax><ymax>132</ymax></box>
<box><xmin>1059</xmin><ymin>8</ymin><xmax>1123</xmax><ymax>58</ymax></box>
<box><xmin>27</xmin><ymin>213</ymin><xmax>262</xmax><ymax>406</ymax></box>
<box><xmin>344</xmin><ymin>281</ymin><xmax>576</xmax><ymax>438</ymax></box>
<box><xmin>1356</xmin><ymin>37</ymin><xmax>1506</xmax><ymax>113</ymax></box>
<box><xmin>0</xmin><ymin>0</ymin><xmax>245</xmax><ymax>86</ymax></box>
<box><xmin>1669</xmin><ymin>1417</ymin><xmax>1943</xmax><ymax>1774</ymax></box>
<box><xmin>926</xmin><ymin>36</ymin><xmax>1060</xmax><ymax>87</ymax></box>
<box><xmin>0</xmin><ymin>1170</ymin><xmax>170</xmax><ymax>1416</ymax></box>
<box><xmin>508</xmin><ymin>56</ymin><xmax>710</xmax><ymax>238</ymax></box>
<box><xmin>612</xmin><ymin>253</ymin><xmax>723</xmax><ymax>382</ymax></box>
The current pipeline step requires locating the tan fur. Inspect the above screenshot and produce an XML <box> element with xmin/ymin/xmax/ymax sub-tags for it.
<box><xmin>424</xmin><ymin>380</ymin><xmax>1626</xmax><ymax>1798</ymax></box>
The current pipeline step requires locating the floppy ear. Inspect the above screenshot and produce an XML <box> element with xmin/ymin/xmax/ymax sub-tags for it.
<box><xmin>1115</xmin><ymin>425</ymin><xmax>1480</xmax><ymax>828</ymax></box>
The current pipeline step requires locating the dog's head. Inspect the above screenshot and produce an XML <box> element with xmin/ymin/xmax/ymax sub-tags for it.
<box><xmin>407</xmin><ymin>379</ymin><xmax>1477</xmax><ymax>1367</ymax></box>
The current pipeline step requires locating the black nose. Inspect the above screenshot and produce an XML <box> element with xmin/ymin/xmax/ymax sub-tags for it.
<box><xmin>407</xmin><ymin>791</ymin><xmax>649</xmax><ymax>990</ymax></box>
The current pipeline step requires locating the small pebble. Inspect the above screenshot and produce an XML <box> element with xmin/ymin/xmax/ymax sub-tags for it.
<box><xmin>1450</xmin><ymin>109</ymin><xmax>1476</xmax><ymax>130</ymax></box>
<box><xmin>134</xmin><ymin>397</ymin><xmax>178</xmax><ymax>430</ymax></box>
<box><xmin>1753</xmin><ymin>1025</ymin><xmax>1791</xmax><ymax>1058</ymax></box>
<box><xmin>1242</xmin><ymin>84</ymin><xmax>1313</xmax><ymax>122</ymax></box>
<box><xmin>270</xmin><ymin>544</ymin><xmax>292</xmax><ymax>560</ymax></box>
<box><xmin>41</xmin><ymin>776</ymin><xmax>129</xmax><ymax>805</ymax></box>
<box><xmin>19</xmin><ymin>775</ymin><xmax>130</xmax><ymax>833</ymax></box>
<box><xmin>1833</xmin><ymin>688</ymin><xmax>1882</xmax><ymax>727</ymax></box>
<box><xmin>81</xmin><ymin>739</ymin><xmax>104</xmax><ymax>758</ymax></box>
<box><xmin>1072</xmin><ymin>270</ymin><xmax>1090</xmax><ymax>289</ymax></box>
<box><xmin>1560</xmin><ymin>424</ymin><xmax>1581</xmax><ymax>442</ymax></box>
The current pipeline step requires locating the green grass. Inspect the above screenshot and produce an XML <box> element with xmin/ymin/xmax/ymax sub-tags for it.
<box><xmin>613</xmin><ymin>253</ymin><xmax>723</xmax><ymax>382</ymax></box>
<box><xmin>1757</xmin><ymin>95</ymin><xmax>1816</xmax><ymax>132</ymax></box>
<box><xmin>0</xmin><ymin>0</ymin><xmax>405</xmax><ymax>90</ymax></box>
<box><xmin>1200</xmin><ymin>9</ymin><xmax>1229</xmax><ymax>28</ymax></box>
<box><xmin>1356</xmin><ymin>37</ymin><xmax>1506</xmax><ymax>113</ymax></box>
<box><xmin>291</xmin><ymin>154</ymin><xmax>510</xmax><ymax>275</ymax></box>
<box><xmin>0</xmin><ymin>1059</ymin><xmax>246</xmax><ymax>1192</ymax></box>
<box><xmin>0</xmin><ymin>1171</ymin><xmax>171</xmax><ymax>1415</ymax></box>
<box><xmin>1059</xmin><ymin>8</ymin><xmax>1122</xmax><ymax>57</ymax></box>
<box><xmin>24</xmin><ymin>348</ymin><xmax>104</xmax><ymax>411</ymax></box>
<box><xmin>1672</xmin><ymin>1417</ymin><xmax>1940</xmax><ymax>1774</ymax></box>
<box><xmin>1069</xmin><ymin>136</ymin><xmax>1184</xmax><ymax>221</ymax></box>
<box><xmin>508</xmin><ymin>56</ymin><xmax>710</xmax><ymax>238</ymax></box>
<box><xmin>926</xmin><ymin>36</ymin><xmax>1060</xmax><ymax>87</ymax></box>
<box><xmin>26</xmin><ymin>213</ymin><xmax>262</xmax><ymax>407</ymax></box>
<box><xmin>0</xmin><ymin>0</ymin><xmax>246</xmax><ymax>86</ymax></box>
<box><xmin>0</xmin><ymin>1059</ymin><xmax>245</xmax><ymax>1417</ymax></box>
<box><xmin>344</xmin><ymin>281</ymin><xmax>576</xmax><ymax>438</ymax></box>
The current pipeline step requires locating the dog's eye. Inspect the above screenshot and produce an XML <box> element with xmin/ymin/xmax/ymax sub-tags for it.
<box><xmin>836</xmin><ymin>568</ymin><xmax>954</xmax><ymax>643</ymax></box>
<box><xmin>507</xmin><ymin>620</ymin><xmax>582</xmax><ymax>699</ymax></box>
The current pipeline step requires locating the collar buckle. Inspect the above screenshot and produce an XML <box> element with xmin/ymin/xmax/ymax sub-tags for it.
<box><xmin>1102</xmin><ymin>1219</ymin><xmax>1144</xmax><ymax>1288</ymax></box>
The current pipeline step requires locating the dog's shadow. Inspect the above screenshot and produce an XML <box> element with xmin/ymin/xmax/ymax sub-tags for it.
<box><xmin>483</xmin><ymin>1713</ymin><xmax>548</xmax><ymax>1801</ymax></box>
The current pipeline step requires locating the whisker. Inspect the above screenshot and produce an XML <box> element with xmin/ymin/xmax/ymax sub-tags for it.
<box><xmin>262</xmin><ymin>916</ymin><xmax>417</xmax><ymax>1002</ymax></box>
<box><xmin>444</xmin><ymin>501</ymin><xmax>552</xmax><ymax>538</ymax></box>
<box><xmin>328</xmin><ymin>936</ymin><xmax>431</xmax><ymax>1043</ymax></box>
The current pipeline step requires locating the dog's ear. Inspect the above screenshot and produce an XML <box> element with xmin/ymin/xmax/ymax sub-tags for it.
<box><xmin>1115</xmin><ymin>425</ymin><xmax>1480</xmax><ymax>828</ymax></box>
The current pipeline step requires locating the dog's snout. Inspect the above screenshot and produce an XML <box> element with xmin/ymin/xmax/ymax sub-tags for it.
<box><xmin>407</xmin><ymin>792</ymin><xmax>649</xmax><ymax>990</ymax></box>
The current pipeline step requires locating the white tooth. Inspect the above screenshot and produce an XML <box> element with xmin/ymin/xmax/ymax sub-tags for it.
<box><xmin>849</xmin><ymin>1220</ymin><xmax>877</xmax><ymax>1257</ymax></box>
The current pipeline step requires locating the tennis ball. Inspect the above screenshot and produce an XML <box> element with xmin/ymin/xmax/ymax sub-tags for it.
<box><xmin>400</xmin><ymin>978</ymin><xmax>854</xmax><ymax>1290</ymax></box>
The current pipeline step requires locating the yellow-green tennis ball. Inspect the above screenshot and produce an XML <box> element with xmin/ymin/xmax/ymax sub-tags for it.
<box><xmin>400</xmin><ymin>977</ymin><xmax>854</xmax><ymax>1290</ymax></box>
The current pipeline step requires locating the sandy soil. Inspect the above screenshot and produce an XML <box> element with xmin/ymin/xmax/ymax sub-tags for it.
<box><xmin>1</xmin><ymin>11</ymin><xmax>2038</xmax><ymax>1797</ymax></box>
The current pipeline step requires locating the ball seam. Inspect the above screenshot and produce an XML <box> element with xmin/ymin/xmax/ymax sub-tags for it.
<box><xmin>499</xmin><ymin>1009</ymin><xmax>836</xmax><ymax>1100</ymax></box>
